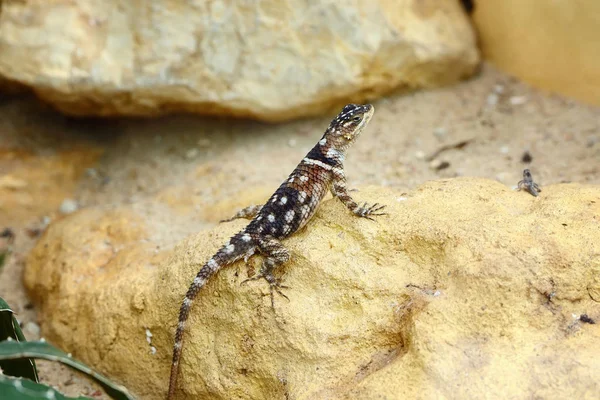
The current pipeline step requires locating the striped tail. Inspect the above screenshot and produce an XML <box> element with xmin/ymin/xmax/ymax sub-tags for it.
<box><xmin>167</xmin><ymin>232</ymin><xmax>253</xmax><ymax>399</ymax></box>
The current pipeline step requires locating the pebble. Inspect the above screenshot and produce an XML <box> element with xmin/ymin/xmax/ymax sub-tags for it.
<box><xmin>499</xmin><ymin>145</ymin><xmax>510</xmax><ymax>154</ymax></box>
<box><xmin>435</xmin><ymin>161</ymin><xmax>451</xmax><ymax>171</ymax></box>
<box><xmin>59</xmin><ymin>199</ymin><xmax>78</xmax><ymax>214</ymax></box>
<box><xmin>487</xmin><ymin>93</ymin><xmax>499</xmax><ymax>107</ymax></box>
<box><xmin>41</xmin><ymin>216</ymin><xmax>51</xmax><ymax>227</ymax></box>
<box><xmin>145</xmin><ymin>328</ymin><xmax>153</xmax><ymax>344</ymax></box>
<box><xmin>185</xmin><ymin>148</ymin><xmax>199</xmax><ymax>159</ymax></box>
<box><xmin>85</xmin><ymin>168</ymin><xmax>99</xmax><ymax>179</ymax></box>
<box><xmin>24</xmin><ymin>321</ymin><xmax>41</xmax><ymax>338</ymax></box>
<box><xmin>433</xmin><ymin>127</ymin><xmax>448</xmax><ymax>138</ymax></box>
<box><xmin>429</xmin><ymin>158</ymin><xmax>450</xmax><ymax>170</ymax></box>
<box><xmin>288</xmin><ymin>138</ymin><xmax>297</xmax><ymax>148</ymax></box>
<box><xmin>415</xmin><ymin>150</ymin><xmax>426</xmax><ymax>160</ymax></box>
<box><xmin>509</xmin><ymin>96</ymin><xmax>527</xmax><ymax>105</ymax></box>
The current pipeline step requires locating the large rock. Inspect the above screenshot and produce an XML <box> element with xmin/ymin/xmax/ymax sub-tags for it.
<box><xmin>0</xmin><ymin>1</ymin><xmax>478</xmax><ymax>121</ymax></box>
<box><xmin>472</xmin><ymin>0</ymin><xmax>600</xmax><ymax>107</ymax></box>
<box><xmin>24</xmin><ymin>179</ymin><xmax>600</xmax><ymax>399</ymax></box>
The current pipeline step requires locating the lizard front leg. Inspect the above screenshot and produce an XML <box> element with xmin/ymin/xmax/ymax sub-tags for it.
<box><xmin>221</xmin><ymin>204</ymin><xmax>263</xmax><ymax>222</ymax></box>
<box><xmin>242</xmin><ymin>235</ymin><xmax>290</xmax><ymax>307</ymax></box>
<box><xmin>331</xmin><ymin>166</ymin><xmax>386</xmax><ymax>220</ymax></box>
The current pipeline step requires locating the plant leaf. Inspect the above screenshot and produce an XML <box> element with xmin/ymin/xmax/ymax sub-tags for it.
<box><xmin>0</xmin><ymin>375</ymin><xmax>91</xmax><ymax>399</ymax></box>
<box><xmin>0</xmin><ymin>296</ymin><xmax>38</xmax><ymax>381</ymax></box>
<box><xmin>0</xmin><ymin>251</ymin><xmax>7</xmax><ymax>271</ymax></box>
<box><xmin>0</xmin><ymin>340</ymin><xmax>135</xmax><ymax>400</ymax></box>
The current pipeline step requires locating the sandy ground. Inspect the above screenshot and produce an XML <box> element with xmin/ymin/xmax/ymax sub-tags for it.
<box><xmin>0</xmin><ymin>63</ymin><xmax>598</xmax><ymax>398</ymax></box>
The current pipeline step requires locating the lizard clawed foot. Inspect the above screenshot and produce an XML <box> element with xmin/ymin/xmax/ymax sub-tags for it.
<box><xmin>355</xmin><ymin>202</ymin><xmax>387</xmax><ymax>221</ymax></box>
<box><xmin>241</xmin><ymin>268</ymin><xmax>290</xmax><ymax>308</ymax></box>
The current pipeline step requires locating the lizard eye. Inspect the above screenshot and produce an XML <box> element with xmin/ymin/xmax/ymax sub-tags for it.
<box><xmin>352</xmin><ymin>116</ymin><xmax>361</xmax><ymax>122</ymax></box>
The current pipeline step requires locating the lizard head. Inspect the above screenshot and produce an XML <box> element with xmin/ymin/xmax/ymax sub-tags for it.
<box><xmin>325</xmin><ymin>103</ymin><xmax>374</xmax><ymax>151</ymax></box>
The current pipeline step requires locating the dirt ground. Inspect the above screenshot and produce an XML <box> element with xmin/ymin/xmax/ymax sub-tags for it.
<box><xmin>0</xmin><ymin>63</ymin><xmax>598</xmax><ymax>398</ymax></box>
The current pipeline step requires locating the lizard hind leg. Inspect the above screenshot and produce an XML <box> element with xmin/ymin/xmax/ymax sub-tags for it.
<box><xmin>241</xmin><ymin>235</ymin><xmax>291</xmax><ymax>308</ymax></box>
<box><xmin>220</xmin><ymin>204</ymin><xmax>263</xmax><ymax>223</ymax></box>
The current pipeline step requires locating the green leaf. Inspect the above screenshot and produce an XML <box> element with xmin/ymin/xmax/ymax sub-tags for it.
<box><xmin>0</xmin><ymin>375</ymin><xmax>91</xmax><ymax>399</ymax></box>
<box><xmin>0</xmin><ymin>250</ymin><xmax>7</xmax><ymax>270</ymax></box>
<box><xmin>0</xmin><ymin>296</ymin><xmax>38</xmax><ymax>381</ymax></box>
<box><xmin>0</xmin><ymin>340</ymin><xmax>135</xmax><ymax>400</ymax></box>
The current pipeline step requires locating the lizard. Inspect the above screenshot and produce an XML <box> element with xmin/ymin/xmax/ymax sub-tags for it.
<box><xmin>167</xmin><ymin>103</ymin><xmax>385</xmax><ymax>399</ymax></box>
<box><xmin>517</xmin><ymin>168</ymin><xmax>541</xmax><ymax>197</ymax></box>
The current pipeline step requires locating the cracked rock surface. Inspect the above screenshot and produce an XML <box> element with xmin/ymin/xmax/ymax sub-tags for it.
<box><xmin>24</xmin><ymin>178</ymin><xmax>600</xmax><ymax>399</ymax></box>
<box><xmin>0</xmin><ymin>0</ymin><xmax>477</xmax><ymax>121</ymax></box>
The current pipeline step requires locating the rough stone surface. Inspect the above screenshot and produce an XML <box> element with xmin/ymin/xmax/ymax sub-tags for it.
<box><xmin>0</xmin><ymin>0</ymin><xmax>478</xmax><ymax>121</ymax></box>
<box><xmin>24</xmin><ymin>179</ymin><xmax>600</xmax><ymax>399</ymax></box>
<box><xmin>473</xmin><ymin>0</ymin><xmax>600</xmax><ymax>107</ymax></box>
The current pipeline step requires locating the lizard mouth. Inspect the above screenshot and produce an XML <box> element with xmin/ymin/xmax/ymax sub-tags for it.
<box><xmin>350</xmin><ymin>104</ymin><xmax>374</xmax><ymax>139</ymax></box>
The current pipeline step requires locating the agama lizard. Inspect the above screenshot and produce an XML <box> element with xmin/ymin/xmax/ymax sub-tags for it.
<box><xmin>167</xmin><ymin>103</ymin><xmax>385</xmax><ymax>399</ymax></box>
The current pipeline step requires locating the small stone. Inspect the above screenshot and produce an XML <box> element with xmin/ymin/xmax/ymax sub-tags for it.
<box><xmin>487</xmin><ymin>93</ymin><xmax>499</xmax><ymax>106</ymax></box>
<box><xmin>521</xmin><ymin>151</ymin><xmax>533</xmax><ymax>163</ymax></box>
<box><xmin>499</xmin><ymin>146</ymin><xmax>510</xmax><ymax>154</ymax></box>
<box><xmin>509</xmin><ymin>96</ymin><xmax>527</xmax><ymax>105</ymax></box>
<box><xmin>85</xmin><ymin>168</ymin><xmax>99</xmax><ymax>179</ymax></box>
<box><xmin>429</xmin><ymin>159</ymin><xmax>442</xmax><ymax>169</ymax></box>
<box><xmin>433</xmin><ymin>127</ymin><xmax>448</xmax><ymax>138</ymax></box>
<box><xmin>23</xmin><ymin>321</ymin><xmax>41</xmax><ymax>338</ymax></box>
<box><xmin>436</xmin><ymin>161</ymin><xmax>451</xmax><ymax>171</ymax></box>
<box><xmin>59</xmin><ymin>199</ymin><xmax>78</xmax><ymax>214</ymax></box>
<box><xmin>288</xmin><ymin>139</ymin><xmax>297</xmax><ymax>148</ymax></box>
<box><xmin>429</xmin><ymin>159</ymin><xmax>451</xmax><ymax>171</ymax></box>
<box><xmin>150</xmin><ymin>346</ymin><xmax>157</xmax><ymax>355</ymax></box>
<box><xmin>185</xmin><ymin>148</ymin><xmax>199</xmax><ymax>159</ymax></box>
<box><xmin>415</xmin><ymin>150</ymin><xmax>426</xmax><ymax>160</ymax></box>
<box><xmin>41</xmin><ymin>216</ymin><xmax>51</xmax><ymax>227</ymax></box>
<box><xmin>494</xmin><ymin>84</ymin><xmax>505</xmax><ymax>94</ymax></box>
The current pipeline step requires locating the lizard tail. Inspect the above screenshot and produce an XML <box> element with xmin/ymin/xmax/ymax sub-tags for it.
<box><xmin>167</xmin><ymin>232</ymin><xmax>253</xmax><ymax>399</ymax></box>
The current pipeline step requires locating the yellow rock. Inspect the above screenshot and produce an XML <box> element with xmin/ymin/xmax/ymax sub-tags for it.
<box><xmin>0</xmin><ymin>0</ymin><xmax>478</xmax><ymax>121</ymax></box>
<box><xmin>473</xmin><ymin>0</ymin><xmax>600</xmax><ymax>107</ymax></box>
<box><xmin>24</xmin><ymin>178</ymin><xmax>600</xmax><ymax>399</ymax></box>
